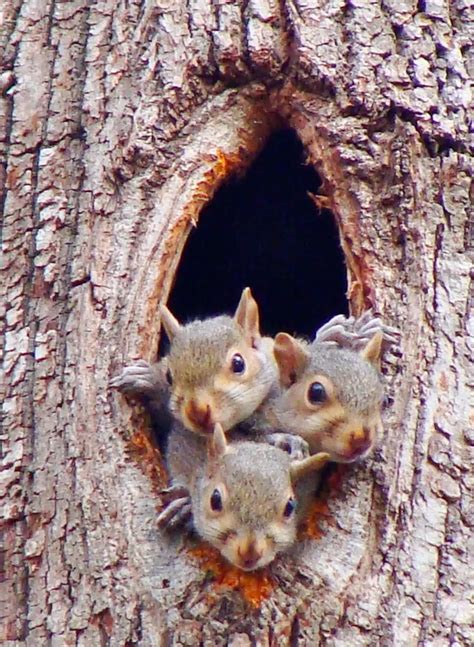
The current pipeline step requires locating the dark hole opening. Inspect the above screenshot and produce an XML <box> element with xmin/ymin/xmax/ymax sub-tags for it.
<box><xmin>164</xmin><ymin>129</ymin><xmax>348</xmax><ymax>344</ymax></box>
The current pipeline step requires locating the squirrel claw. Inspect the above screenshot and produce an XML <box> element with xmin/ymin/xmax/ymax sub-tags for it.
<box><xmin>160</xmin><ymin>484</ymin><xmax>190</xmax><ymax>503</ymax></box>
<box><xmin>315</xmin><ymin>312</ymin><xmax>400</xmax><ymax>351</ymax></box>
<box><xmin>157</xmin><ymin>496</ymin><xmax>192</xmax><ymax>530</ymax></box>
<box><xmin>109</xmin><ymin>361</ymin><xmax>156</xmax><ymax>394</ymax></box>
<box><xmin>265</xmin><ymin>433</ymin><xmax>310</xmax><ymax>460</ymax></box>
<box><xmin>167</xmin><ymin>503</ymin><xmax>193</xmax><ymax>531</ymax></box>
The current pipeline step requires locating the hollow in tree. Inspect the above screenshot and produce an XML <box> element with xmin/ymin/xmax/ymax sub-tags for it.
<box><xmin>1</xmin><ymin>2</ymin><xmax>471</xmax><ymax>645</ymax></box>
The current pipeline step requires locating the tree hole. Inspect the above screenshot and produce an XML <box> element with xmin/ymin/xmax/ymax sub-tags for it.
<box><xmin>165</xmin><ymin>129</ymin><xmax>348</xmax><ymax>343</ymax></box>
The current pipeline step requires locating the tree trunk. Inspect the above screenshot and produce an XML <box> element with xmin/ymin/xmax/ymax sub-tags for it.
<box><xmin>1</xmin><ymin>1</ymin><xmax>472</xmax><ymax>645</ymax></box>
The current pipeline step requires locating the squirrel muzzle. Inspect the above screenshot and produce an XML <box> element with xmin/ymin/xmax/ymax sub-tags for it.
<box><xmin>332</xmin><ymin>424</ymin><xmax>374</xmax><ymax>462</ymax></box>
<box><xmin>184</xmin><ymin>398</ymin><xmax>214</xmax><ymax>433</ymax></box>
<box><xmin>349</xmin><ymin>426</ymin><xmax>372</xmax><ymax>456</ymax></box>
<box><xmin>237</xmin><ymin>540</ymin><xmax>263</xmax><ymax>571</ymax></box>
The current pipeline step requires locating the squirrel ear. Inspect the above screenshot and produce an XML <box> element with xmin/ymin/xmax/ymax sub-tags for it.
<box><xmin>360</xmin><ymin>331</ymin><xmax>383</xmax><ymax>368</ymax></box>
<box><xmin>234</xmin><ymin>287</ymin><xmax>261</xmax><ymax>346</ymax></box>
<box><xmin>273</xmin><ymin>333</ymin><xmax>310</xmax><ymax>387</ymax></box>
<box><xmin>160</xmin><ymin>305</ymin><xmax>181</xmax><ymax>341</ymax></box>
<box><xmin>208</xmin><ymin>423</ymin><xmax>228</xmax><ymax>460</ymax></box>
<box><xmin>290</xmin><ymin>452</ymin><xmax>330</xmax><ymax>483</ymax></box>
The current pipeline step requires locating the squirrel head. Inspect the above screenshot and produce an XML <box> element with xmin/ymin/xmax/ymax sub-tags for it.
<box><xmin>160</xmin><ymin>288</ymin><xmax>277</xmax><ymax>434</ymax></box>
<box><xmin>193</xmin><ymin>424</ymin><xmax>329</xmax><ymax>571</ymax></box>
<box><xmin>273</xmin><ymin>332</ymin><xmax>384</xmax><ymax>463</ymax></box>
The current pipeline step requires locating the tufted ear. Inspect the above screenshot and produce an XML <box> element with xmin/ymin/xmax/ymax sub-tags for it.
<box><xmin>360</xmin><ymin>331</ymin><xmax>383</xmax><ymax>368</ymax></box>
<box><xmin>273</xmin><ymin>333</ymin><xmax>311</xmax><ymax>388</ymax></box>
<box><xmin>290</xmin><ymin>452</ymin><xmax>330</xmax><ymax>483</ymax></box>
<box><xmin>234</xmin><ymin>287</ymin><xmax>261</xmax><ymax>347</ymax></box>
<box><xmin>160</xmin><ymin>305</ymin><xmax>181</xmax><ymax>342</ymax></box>
<box><xmin>207</xmin><ymin>423</ymin><xmax>228</xmax><ymax>461</ymax></box>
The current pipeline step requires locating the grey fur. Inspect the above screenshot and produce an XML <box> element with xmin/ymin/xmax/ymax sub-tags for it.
<box><xmin>169</xmin><ymin>316</ymin><xmax>241</xmax><ymax>387</ymax></box>
<box><xmin>309</xmin><ymin>343</ymin><xmax>383</xmax><ymax>414</ymax></box>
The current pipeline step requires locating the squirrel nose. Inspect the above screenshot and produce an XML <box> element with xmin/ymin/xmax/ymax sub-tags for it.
<box><xmin>237</xmin><ymin>541</ymin><xmax>262</xmax><ymax>570</ymax></box>
<box><xmin>348</xmin><ymin>426</ymin><xmax>372</xmax><ymax>457</ymax></box>
<box><xmin>185</xmin><ymin>399</ymin><xmax>213</xmax><ymax>432</ymax></box>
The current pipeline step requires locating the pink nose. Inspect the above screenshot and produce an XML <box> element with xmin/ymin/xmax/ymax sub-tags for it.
<box><xmin>237</xmin><ymin>543</ymin><xmax>262</xmax><ymax>570</ymax></box>
<box><xmin>185</xmin><ymin>400</ymin><xmax>213</xmax><ymax>431</ymax></box>
<box><xmin>348</xmin><ymin>427</ymin><xmax>372</xmax><ymax>458</ymax></box>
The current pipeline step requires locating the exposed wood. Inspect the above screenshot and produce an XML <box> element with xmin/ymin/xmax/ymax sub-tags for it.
<box><xmin>1</xmin><ymin>0</ymin><xmax>472</xmax><ymax>645</ymax></box>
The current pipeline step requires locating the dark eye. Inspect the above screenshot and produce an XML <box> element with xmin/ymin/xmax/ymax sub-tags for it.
<box><xmin>210</xmin><ymin>488</ymin><xmax>223</xmax><ymax>512</ymax></box>
<box><xmin>231</xmin><ymin>353</ymin><xmax>245</xmax><ymax>374</ymax></box>
<box><xmin>307</xmin><ymin>381</ymin><xmax>326</xmax><ymax>404</ymax></box>
<box><xmin>283</xmin><ymin>497</ymin><xmax>296</xmax><ymax>518</ymax></box>
<box><xmin>166</xmin><ymin>369</ymin><xmax>173</xmax><ymax>386</ymax></box>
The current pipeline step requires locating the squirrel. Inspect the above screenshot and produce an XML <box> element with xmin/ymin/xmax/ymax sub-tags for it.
<box><xmin>161</xmin><ymin>422</ymin><xmax>329</xmax><ymax>571</ymax></box>
<box><xmin>269</xmin><ymin>329</ymin><xmax>386</xmax><ymax>463</ymax></box>
<box><xmin>111</xmin><ymin>288</ymin><xmax>309</xmax><ymax>456</ymax></box>
<box><xmin>231</xmin><ymin>310</ymin><xmax>398</xmax><ymax>464</ymax></box>
<box><xmin>157</xmin><ymin>313</ymin><xmax>396</xmax><ymax>554</ymax></box>
<box><xmin>111</xmin><ymin>304</ymin><xmax>396</xmax><ymax>555</ymax></box>
<box><xmin>111</xmin><ymin>302</ymin><xmax>397</xmax><ymax>461</ymax></box>
<box><xmin>267</xmin><ymin>310</ymin><xmax>400</xmax><ymax>463</ymax></box>
<box><xmin>111</xmin><ymin>287</ymin><xmax>278</xmax><ymax>435</ymax></box>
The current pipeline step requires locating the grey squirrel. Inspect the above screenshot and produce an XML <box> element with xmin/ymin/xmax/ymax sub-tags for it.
<box><xmin>111</xmin><ymin>288</ymin><xmax>306</xmax><ymax>455</ymax></box>
<box><xmin>164</xmin><ymin>422</ymin><xmax>329</xmax><ymax>571</ymax></box>
<box><xmin>111</xmin><ymin>297</ymin><xmax>398</xmax><ymax>569</ymax></box>
<box><xmin>156</xmin><ymin>317</ymin><xmax>391</xmax><ymax>568</ymax></box>
<box><xmin>234</xmin><ymin>310</ymin><xmax>399</xmax><ymax>462</ymax></box>
<box><xmin>266</xmin><ymin>310</ymin><xmax>400</xmax><ymax>462</ymax></box>
<box><xmin>111</xmin><ymin>288</ymin><xmax>278</xmax><ymax>434</ymax></box>
<box><xmin>111</xmin><ymin>301</ymin><xmax>396</xmax><ymax>442</ymax></box>
<box><xmin>270</xmin><ymin>327</ymin><xmax>387</xmax><ymax>462</ymax></box>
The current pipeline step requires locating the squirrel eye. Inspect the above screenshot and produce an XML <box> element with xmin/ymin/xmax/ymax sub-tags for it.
<box><xmin>283</xmin><ymin>497</ymin><xmax>296</xmax><ymax>518</ymax></box>
<box><xmin>210</xmin><ymin>488</ymin><xmax>223</xmax><ymax>512</ymax></box>
<box><xmin>231</xmin><ymin>353</ymin><xmax>246</xmax><ymax>374</ymax></box>
<box><xmin>307</xmin><ymin>381</ymin><xmax>326</xmax><ymax>404</ymax></box>
<box><xmin>166</xmin><ymin>368</ymin><xmax>173</xmax><ymax>386</ymax></box>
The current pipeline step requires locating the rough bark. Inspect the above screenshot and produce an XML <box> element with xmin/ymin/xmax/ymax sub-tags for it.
<box><xmin>1</xmin><ymin>1</ymin><xmax>472</xmax><ymax>645</ymax></box>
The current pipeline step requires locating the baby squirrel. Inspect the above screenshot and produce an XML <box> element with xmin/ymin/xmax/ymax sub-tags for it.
<box><xmin>111</xmin><ymin>288</ymin><xmax>278</xmax><ymax>435</ymax></box>
<box><xmin>237</xmin><ymin>310</ymin><xmax>398</xmax><ymax>463</ymax></box>
<box><xmin>270</xmin><ymin>330</ymin><xmax>385</xmax><ymax>463</ymax></box>
<box><xmin>111</xmin><ymin>304</ymin><xmax>396</xmax><ymax>569</ymax></box>
<box><xmin>111</xmin><ymin>303</ymin><xmax>396</xmax><ymax>462</ymax></box>
<box><xmin>163</xmin><ymin>422</ymin><xmax>329</xmax><ymax>571</ymax></box>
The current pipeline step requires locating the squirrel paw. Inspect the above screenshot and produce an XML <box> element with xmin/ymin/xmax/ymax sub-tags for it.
<box><xmin>160</xmin><ymin>484</ymin><xmax>189</xmax><ymax>503</ymax></box>
<box><xmin>353</xmin><ymin>313</ymin><xmax>400</xmax><ymax>350</ymax></box>
<box><xmin>158</xmin><ymin>485</ymin><xmax>193</xmax><ymax>531</ymax></box>
<box><xmin>265</xmin><ymin>433</ymin><xmax>310</xmax><ymax>460</ymax></box>
<box><xmin>109</xmin><ymin>360</ymin><xmax>157</xmax><ymax>394</ymax></box>
<box><xmin>315</xmin><ymin>312</ymin><xmax>400</xmax><ymax>351</ymax></box>
<box><xmin>157</xmin><ymin>498</ymin><xmax>192</xmax><ymax>530</ymax></box>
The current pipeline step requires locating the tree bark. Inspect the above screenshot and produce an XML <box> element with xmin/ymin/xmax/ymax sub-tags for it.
<box><xmin>1</xmin><ymin>1</ymin><xmax>472</xmax><ymax>645</ymax></box>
